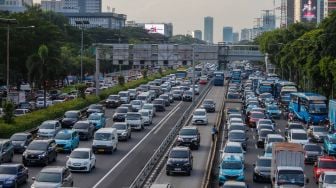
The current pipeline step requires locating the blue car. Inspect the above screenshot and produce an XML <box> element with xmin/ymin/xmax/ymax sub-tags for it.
<box><xmin>266</xmin><ymin>104</ymin><xmax>282</xmax><ymax>119</ymax></box>
<box><xmin>0</xmin><ymin>163</ymin><xmax>28</xmax><ymax>188</ymax></box>
<box><xmin>218</xmin><ymin>155</ymin><xmax>245</xmax><ymax>185</ymax></box>
<box><xmin>323</xmin><ymin>134</ymin><xmax>336</xmax><ymax>155</ymax></box>
<box><xmin>88</xmin><ymin>113</ymin><xmax>106</xmax><ymax>130</ymax></box>
<box><xmin>264</xmin><ymin>143</ymin><xmax>273</xmax><ymax>157</ymax></box>
<box><xmin>55</xmin><ymin>129</ymin><xmax>79</xmax><ymax>152</ymax></box>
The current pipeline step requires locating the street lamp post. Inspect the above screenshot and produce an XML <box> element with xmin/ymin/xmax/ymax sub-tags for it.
<box><xmin>75</xmin><ymin>20</ymin><xmax>90</xmax><ymax>83</ymax></box>
<box><xmin>0</xmin><ymin>18</ymin><xmax>17</xmax><ymax>101</ymax></box>
<box><xmin>192</xmin><ymin>44</ymin><xmax>196</xmax><ymax>107</ymax></box>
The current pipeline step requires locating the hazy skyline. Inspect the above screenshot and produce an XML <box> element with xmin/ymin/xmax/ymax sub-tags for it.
<box><xmin>35</xmin><ymin>0</ymin><xmax>274</xmax><ymax>42</ymax></box>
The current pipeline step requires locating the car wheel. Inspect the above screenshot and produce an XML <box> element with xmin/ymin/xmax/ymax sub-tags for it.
<box><xmin>186</xmin><ymin>170</ymin><xmax>191</xmax><ymax>176</ymax></box>
<box><xmin>166</xmin><ymin>171</ymin><xmax>170</xmax><ymax>176</ymax></box>
<box><xmin>44</xmin><ymin>157</ymin><xmax>49</xmax><ymax>166</ymax></box>
<box><xmin>53</xmin><ymin>153</ymin><xmax>57</xmax><ymax>162</ymax></box>
<box><xmin>9</xmin><ymin>152</ymin><xmax>13</xmax><ymax>162</ymax></box>
<box><xmin>24</xmin><ymin>174</ymin><xmax>28</xmax><ymax>183</ymax></box>
<box><xmin>14</xmin><ymin>181</ymin><xmax>18</xmax><ymax>188</ymax></box>
<box><xmin>88</xmin><ymin>165</ymin><xmax>92</xmax><ymax>173</ymax></box>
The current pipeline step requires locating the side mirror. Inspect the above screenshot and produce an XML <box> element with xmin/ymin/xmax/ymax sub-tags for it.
<box><xmin>272</xmin><ymin>177</ymin><xmax>275</xmax><ymax>182</ymax></box>
<box><xmin>32</xmin><ymin>177</ymin><xmax>36</xmax><ymax>181</ymax></box>
<box><xmin>306</xmin><ymin>178</ymin><xmax>309</xmax><ymax>184</ymax></box>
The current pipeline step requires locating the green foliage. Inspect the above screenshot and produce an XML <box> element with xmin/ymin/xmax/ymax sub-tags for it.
<box><xmin>3</xmin><ymin>101</ymin><xmax>14</xmax><ymax>123</ymax></box>
<box><xmin>76</xmin><ymin>84</ymin><xmax>87</xmax><ymax>99</ymax></box>
<box><xmin>142</xmin><ymin>68</ymin><xmax>148</xmax><ymax>79</ymax></box>
<box><xmin>118</xmin><ymin>75</ymin><xmax>125</xmax><ymax>86</ymax></box>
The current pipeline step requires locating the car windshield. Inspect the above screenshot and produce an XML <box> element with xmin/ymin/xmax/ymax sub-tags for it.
<box><xmin>309</xmin><ymin>103</ymin><xmax>327</xmax><ymax>114</ymax></box>
<box><xmin>330</xmin><ymin>137</ymin><xmax>336</xmax><ymax>144</ymax></box>
<box><xmin>304</xmin><ymin>145</ymin><xmax>322</xmax><ymax>152</ymax></box>
<box><xmin>251</xmin><ymin>113</ymin><xmax>265</xmax><ymax>119</ymax></box>
<box><xmin>224</xmin><ymin>146</ymin><xmax>242</xmax><ymax>153</ymax></box>
<box><xmin>36</xmin><ymin>172</ymin><xmax>61</xmax><ymax>183</ymax></box>
<box><xmin>170</xmin><ymin>150</ymin><xmax>188</xmax><ymax>158</ymax></box>
<box><xmin>265</xmin><ymin>145</ymin><xmax>272</xmax><ymax>153</ymax></box>
<box><xmin>143</xmin><ymin>105</ymin><xmax>152</xmax><ymax>109</ymax></box>
<box><xmin>40</xmin><ymin>122</ymin><xmax>55</xmax><ymax>129</ymax></box>
<box><xmin>173</xmin><ymin>90</ymin><xmax>182</xmax><ymax>94</ymax></box>
<box><xmin>94</xmin><ymin>133</ymin><xmax>111</xmax><ymax>141</ymax></box>
<box><xmin>140</xmin><ymin>111</ymin><xmax>149</xmax><ymax>116</ymax></box>
<box><xmin>289</xmin><ymin>124</ymin><xmax>304</xmax><ymax>130</ymax></box>
<box><xmin>260</xmin><ymin>130</ymin><xmax>273</xmax><ymax>137</ymax></box>
<box><xmin>89</xmin><ymin>105</ymin><xmax>101</xmax><ymax>110</ymax></box>
<box><xmin>259</xmin><ymin>125</ymin><xmax>273</xmax><ymax>130</ymax></box>
<box><xmin>203</xmin><ymin>100</ymin><xmax>214</xmax><ymax>105</ymax></box>
<box><xmin>292</xmin><ymin>133</ymin><xmax>307</xmax><ymax>140</ymax></box>
<box><xmin>268</xmin><ymin>137</ymin><xmax>284</xmax><ymax>143</ymax></box>
<box><xmin>65</xmin><ymin>112</ymin><xmax>78</xmax><ymax>118</ymax></box>
<box><xmin>277</xmin><ymin>170</ymin><xmax>304</xmax><ymax>186</ymax></box>
<box><xmin>10</xmin><ymin>134</ymin><xmax>27</xmax><ymax>141</ymax></box>
<box><xmin>194</xmin><ymin>111</ymin><xmax>205</xmax><ymax>116</ymax></box>
<box><xmin>127</xmin><ymin>114</ymin><xmax>140</xmax><ymax>120</ymax></box>
<box><xmin>70</xmin><ymin>150</ymin><xmax>89</xmax><ymax>159</ymax></box>
<box><xmin>108</xmin><ymin>96</ymin><xmax>119</xmax><ymax>100</ymax></box>
<box><xmin>55</xmin><ymin>133</ymin><xmax>71</xmax><ymax>140</ymax></box>
<box><xmin>268</xmin><ymin>106</ymin><xmax>279</xmax><ymax>111</ymax></box>
<box><xmin>318</xmin><ymin>160</ymin><xmax>336</xmax><ymax>168</ymax></box>
<box><xmin>0</xmin><ymin>166</ymin><xmax>17</xmax><ymax>174</ymax></box>
<box><xmin>73</xmin><ymin>123</ymin><xmax>89</xmax><ymax>129</ymax></box>
<box><xmin>229</xmin><ymin>132</ymin><xmax>245</xmax><ymax>140</ymax></box>
<box><xmin>119</xmin><ymin>93</ymin><xmax>128</xmax><ymax>97</ymax></box>
<box><xmin>221</xmin><ymin>161</ymin><xmax>242</xmax><ymax>169</ymax></box>
<box><xmin>180</xmin><ymin>129</ymin><xmax>197</xmax><ymax>136</ymax></box>
<box><xmin>28</xmin><ymin>142</ymin><xmax>48</xmax><ymax>150</ymax></box>
<box><xmin>112</xmin><ymin>123</ymin><xmax>126</xmax><ymax>130</ymax></box>
<box><xmin>15</xmin><ymin>109</ymin><xmax>24</xmax><ymax>114</ymax></box>
<box><xmin>230</xmin><ymin>126</ymin><xmax>244</xmax><ymax>131</ymax></box>
<box><xmin>313</xmin><ymin>127</ymin><xmax>327</xmax><ymax>132</ymax></box>
<box><xmin>116</xmin><ymin>108</ymin><xmax>128</xmax><ymax>113</ymax></box>
<box><xmin>259</xmin><ymin>120</ymin><xmax>272</xmax><ymax>125</ymax></box>
<box><xmin>324</xmin><ymin>174</ymin><xmax>336</xmax><ymax>184</ymax></box>
<box><xmin>153</xmin><ymin>100</ymin><xmax>163</xmax><ymax>104</ymax></box>
<box><xmin>88</xmin><ymin>115</ymin><xmax>101</xmax><ymax>121</ymax></box>
<box><xmin>132</xmin><ymin>101</ymin><xmax>141</xmax><ymax>105</ymax></box>
<box><xmin>257</xmin><ymin>158</ymin><xmax>271</xmax><ymax>167</ymax></box>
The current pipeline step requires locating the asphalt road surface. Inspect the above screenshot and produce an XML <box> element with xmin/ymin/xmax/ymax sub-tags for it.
<box><xmin>154</xmin><ymin>85</ymin><xmax>226</xmax><ymax>188</ymax></box>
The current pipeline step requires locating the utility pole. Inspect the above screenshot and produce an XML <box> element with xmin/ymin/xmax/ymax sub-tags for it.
<box><xmin>192</xmin><ymin>44</ymin><xmax>195</xmax><ymax>107</ymax></box>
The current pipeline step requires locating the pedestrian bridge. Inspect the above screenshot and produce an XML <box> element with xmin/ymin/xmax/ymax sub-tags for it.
<box><xmin>218</xmin><ymin>44</ymin><xmax>265</xmax><ymax>62</ymax></box>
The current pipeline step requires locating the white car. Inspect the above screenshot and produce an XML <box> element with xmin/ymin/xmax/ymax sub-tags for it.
<box><xmin>37</xmin><ymin>120</ymin><xmax>62</xmax><ymax>138</ymax></box>
<box><xmin>14</xmin><ymin>108</ymin><xmax>30</xmax><ymax>116</ymax></box>
<box><xmin>192</xmin><ymin>108</ymin><xmax>208</xmax><ymax>125</ymax></box>
<box><xmin>222</xmin><ymin>142</ymin><xmax>245</xmax><ymax>161</ymax></box>
<box><xmin>131</xmin><ymin>100</ymin><xmax>143</xmax><ymax>112</ymax></box>
<box><xmin>139</xmin><ymin>109</ymin><xmax>152</xmax><ymax>125</ymax></box>
<box><xmin>66</xmin><ymin>148</ymin><xmax>96</xmax><ymax>172</ymax></box>
<box><xmin>142</xmin><ymin>103</ymin><xmax>156</xmax><ymax>117</ymax></box>
<box><xmin>319</xmin><ymin>171</ymin><xmax>336</xmax><ymax>188</ymax></box>
<box><xmin>36</xmin><ymin>97</ymin><xmax>53</xmax><ymax>108</ymax></box>
<box><xmin>288</xmin><ymin>129</ymin><xmax>309</xmax><ymax>145</ymax></box>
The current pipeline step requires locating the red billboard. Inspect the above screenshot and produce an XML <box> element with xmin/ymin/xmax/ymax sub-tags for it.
<box><xmin>301</xmin><ymin>0</ymin><xmax>317</xmax><ymax>22</ymax></box>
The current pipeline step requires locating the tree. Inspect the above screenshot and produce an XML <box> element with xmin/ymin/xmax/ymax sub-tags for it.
<box><xmin>118</xmin><ymin>75</ymin><xmax>125</xmax><ymax>86</ymax></box>
<box><xmin>3</xmin><ymin>101</ymin><xmax>14</xmax><ymax>123</ymax></box>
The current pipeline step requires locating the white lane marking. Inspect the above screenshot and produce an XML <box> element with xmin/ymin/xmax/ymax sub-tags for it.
<box><xmin>278</xmin><ymin>129</ymin><xmax>281</xmax><ymax>133</ymax></box>
<box><xmin>152</xmin><ymin>101</ymin><xmax>182</xmax><ymax>133</ymax></box>
<box><xmin>253</xmin><ymin>135</ymin><xmax>255</xmax><ymax>140</ymax></box>
<box><xmin>93</xmin><ymin>101</ymin><xmax>182</xmax><ymax>188</ymax></box>
<box><xmin>255</xmin><ymin>144</ymin><xmax>258</xmax><ymax>149</ymax></box>
<box><xmin>154</xmin><ymin>106</ymin><xmax>180</xmax><ymax>134</ymax></box>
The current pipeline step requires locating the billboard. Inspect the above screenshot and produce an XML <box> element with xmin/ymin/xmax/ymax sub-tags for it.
<box><xmin>145</xmin><ymin>24</ymin><xmax>165</xmax><ymax>35</ymax></box>
<box><xmin>301</xmin><ymin>0</ymin><xmax>317</xmax><ymax>22</ymax></box>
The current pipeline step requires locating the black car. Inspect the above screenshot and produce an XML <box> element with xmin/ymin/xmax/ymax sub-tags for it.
<box><xmin>256</xmin><ymin>129</ymin><xmax>274</xmax><ymax>148</ymax></box>
<box><xmin>182</xmin><ymin>91</ymin><xmax>193</xmax><ymax>102</ymax></box>
<box><xmin>87</xmin><ymin>104</ymin><xmax>104</xmax><ymax>117</ymax></box>
<box><xmin>303</xmin><ymin>143</ymin><xmax>323</xmax><ymax>164</ymax></box>
<box><xmin>10</xmin><ymin>132</ymin><xmax>33</xmax><ymax>153</ymax></box>
<box><xmin>22</xmin><ymin>139</ymin><xmax>57</xmax><ymax>166</ymax></box>
<box><xmin>113</xmin><ymin>107</ymin><xmax>128</xmax><ymax>122</ymax></box>
<box><xmin>176</xmin><ymin>127</ymin><xmax>200</xmax><ymax>150</ymax></box>
<box><xmin>0</xmin><ymin>140</ymin><xmax>14</xmax><ymax>164</ymax></box>
<box><xmin>152</xmin><ymin>99</ymin><xmax>166</xmax><ymax>112</ymax></box>
<box><xmin>202</xmin><ymin>99</ymin><xmax>216</xmax><ymax>112</ymax></box>
<box><xmin>0</xmin><ymin>164</ymin><xmax>29</xmax><ymax>188</ymax></box>
<box><xmin>49</xmin><ymin>90</ymin><xmax>61</xmax><ymax>100</ymax></box>
<box><xmin>72</xmin><ymin>121</ymin><xmax>95</xmax><ymax>140</ymax></box>
<box><xmin>105</xmin><ymin>95</ymin><xmax>121</xmax><ymax>108</ymax></box>
<box><xmin>253</xmin><ymin>156</ymin><xmax>272</xmax><ymax>182</ymax></box>
<box><xmin>166</xmin><ymin>146</ymin><xmax>193</xmax><ymax>176</ymax></box>
<box><xmin>159</xmin><ymin>94</ymin><xmax>170</xmax><ymax>106</ymax></box>
<box><xmin>61</xmin><ymin>110</ymin><xmax>81</xmax><ymax>128</ymax></box>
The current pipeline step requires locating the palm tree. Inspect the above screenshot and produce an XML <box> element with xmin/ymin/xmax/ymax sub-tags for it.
<box><xmin>26</xmin><ymin>44</ymin><xmax>62</xmax><ymax>108</ymax></box>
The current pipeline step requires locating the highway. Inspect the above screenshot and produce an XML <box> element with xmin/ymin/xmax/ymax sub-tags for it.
<box><xmin>154</xmin><ymin>85</ymin><xmax>226</xmax><ymax>187</ymax></box>
<box><xmin>14</xmin><ymin>85</ymin><xmax>208</xmax><ymax>188</ymax></box>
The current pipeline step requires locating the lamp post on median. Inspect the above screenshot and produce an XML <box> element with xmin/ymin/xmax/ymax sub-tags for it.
<box><xmin>75</xmin><ymin>20</ymin><xmax>90</xmax><ymax>83</ymax></box>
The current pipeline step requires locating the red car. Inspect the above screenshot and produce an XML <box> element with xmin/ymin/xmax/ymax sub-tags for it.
<box><xmin>199</xmin><ymin>76</ymin><xmax>208</xmax><ymax>84</ymax></box>
<box><xmin>313</xmin><ymin>156</ymin><xmax>336</xmax><ymax>183</ymax></box>
<box><xmin>247</xmin><ymin>111</ymin><xmax>265</xmax><ymax>128</ymax></box>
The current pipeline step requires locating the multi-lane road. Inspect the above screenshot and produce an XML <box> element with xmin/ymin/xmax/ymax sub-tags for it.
<box><xmin>154</xmin><ymin>85</ymin><xmax>226</xmax><ymax>187</ymax></box>
<box><xmin>13</xmin><ymin>85</ymin><xmax>208</xmax><ymax>188</ymax></box>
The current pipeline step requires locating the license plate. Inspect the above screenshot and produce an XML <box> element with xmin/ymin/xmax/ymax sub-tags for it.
<box><xmin>174</xmin><ymin>168</ymin><xmax>181</xmax><ymax>171</ymax></box>
<box><xmin>98</xmin><ymin>149</ymin><xmax>105</xmax><ymax>152</ymax></box>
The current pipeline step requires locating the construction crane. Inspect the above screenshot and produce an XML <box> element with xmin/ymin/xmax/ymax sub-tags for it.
<box><xmin>274</xmin><ymin>0</ymin><xmax>287</xmax><ymax>28</ymax></box>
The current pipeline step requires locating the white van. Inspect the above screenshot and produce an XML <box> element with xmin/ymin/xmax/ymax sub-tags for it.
<box><xmin>139</xmin><ymin>109</ymin><xmax>153</xmax><ymax>126</ymax></box>
<box><xmin>92</xmin><ymin>128</ymin><xmax>118</xmax><ymax>154</ymax></box>
<box><xmin>118</xmin><ymin>91</ymin><xmax>130</xmax><ymax>104</ymax></box>
<box><xmin>137</xmin><ymin>92</ymin><xmax>151</xmax><ymax>103</ymax></box>
<box><xmin>126</xmin><ymin>112</ymin><xmax>144</xmax><ymax>130</ymax></box>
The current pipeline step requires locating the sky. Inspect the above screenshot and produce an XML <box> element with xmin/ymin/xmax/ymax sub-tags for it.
<box><xmin>34</xmin><ymin>0</ymin><xmax>275</xmax><ymax>42</ymax></box>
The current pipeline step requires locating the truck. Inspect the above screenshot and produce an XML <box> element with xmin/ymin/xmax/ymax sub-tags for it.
<box><xmin>271</xmin><ymin>143</ymin><xmax>308</xmax><ymax>188</ymax></box>
<box><xmin>329</xmin><ymin>100</ymin><xmax>336</xmax><ymax>131</ymax></box>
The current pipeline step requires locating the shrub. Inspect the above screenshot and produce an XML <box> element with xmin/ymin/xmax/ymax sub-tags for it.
<box><xmin>118</xmin><ymin>75</ymin><xmax>125</xmax><ymax>86</ymax></box>
<box><xmin>3</xmin><ymin>101</ymin><xmax>14</xmax><ymax>123</ymax></box>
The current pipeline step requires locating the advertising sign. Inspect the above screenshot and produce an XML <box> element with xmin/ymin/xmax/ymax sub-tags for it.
<box><xmin>145</xmin><ymin>24</ymin><xmax>165</xmax><ymax>35</ymax></box>
<box><xmin>301</xmin><ymin>0</ymin><xmax>317</xmax><ymax>22</ymax></box>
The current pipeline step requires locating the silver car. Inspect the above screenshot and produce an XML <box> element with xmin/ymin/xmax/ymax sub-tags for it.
<box><xmin>31</xmin><ymin>166</ymin><xmax>73</xmax><ymax>188</ymax></box>
<box><xmin>37</xmin><ymin>120</ymin><xmax>62</xmax><ymax>138</ymax></box>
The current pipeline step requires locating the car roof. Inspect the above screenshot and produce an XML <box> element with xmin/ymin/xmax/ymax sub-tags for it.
<box><xmin>225</xmin><ymin>142</ymin><xmax>242</xmax><ymax>147</ymax></box>
<box><xmin>290</xmin><ymin>129</ymin><xmax>307</xmax><ymax>133</ymax></box>
<box><xmin>323</xmin><ymin>171</ymin><xmax>336</xmax><ymax>175</ymax></box>
<box><xmin>32</xmin><ymin>139</ymin><xmax>53</xmax><ymax>143</ymax></box>
<box><xmin>42</xmin><ymin>120</ymin><xmax>59</xmax><ymax>124</ymax></box>
<box><xmin>195</xmin><ymin>108</ymin><xmax>206</xmax><ymax>112</ymax></box>
<box><xmin>72</xmin><ymin>148</ymin><xmax>91</xmax><ymax>152</ymax></box>
<box><xmin>267</xmin><ymin>134</ymin><xmax>283</xmax><ymax>138</ymax></box>
<box><xmin>257</xmin><ymin>156</ymin><xmax>272</xmax><ymax>160</ymax></box>
<box><xmin>58</xmin><ymin>129</ymin><xmax>75</xmax><ymax>134</ymax></box>
<box><xmin>171</xmin><ymin>146</ymin><xmax>190</xmax><ymax>152</ymax></box>
<box><xmin>181</xmin><ymin>126</ymin><xmax>198</xmax><ymax>130</ymax></box>
<box><xmin>319</xmin><ymin>156</ymin><xmax>336</xmax><ymax>161</ymax></box>
<box><xmin>223</xmin><ymin>181</ymin><xmax>246</xmax><ymax>186</ymax></box>
<box><xmin>66</xmin><ymin>110</ymin><xmax>80</xmax><ymax>113</ymax></box>
<box><xmin>223</xmin><ymin>154</ymin><xmax>242</xmax><ymax>161</ymax></box>
<box><xmin>12</xmin><ymin>132</ymin><xmax>31</xmax><ymax>136</ymax></box>
<box><xmin>76</xmin><ymin>120</ymin><xmax>90</xmax><ymax>124</ymax></box>
<box><xmin>228</xmin><ymin>130</ymin><xmax>245</xmax><ymax>134</ymax></box>
<box><xmin>40</xmin><ymin>166</ymin><xmax>65</xmax><ymax>173</ymax></box>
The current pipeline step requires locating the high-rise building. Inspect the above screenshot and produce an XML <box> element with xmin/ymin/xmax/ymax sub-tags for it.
<box><xmin>287</xmin><ymin>0</ymin><xmax>295</xmax><ymax>25</ymax></box>
<box><xmin>192</xmin><ymin>30</ymin><xmax>202</xmax><ymax>40</ymax></box>
<box><xmin>324</xmin><ymin>0</ymin><xmax>336</xmax><ymax>18</ymax></box>
<box><xmin>232</xmin><ymin>32</ymin><xmax>239</xmax><ymax>43</ymax></box>
<box><xmin>240</xmin><ymin>28</ymin><xmax>251</xmax><ymax>41</ymax></box>
<box><xmin>0</xmin><ymin>0</ymin><xmax>32</xmax><ymax>12</ymax></box>
<box><xmin>41</xmin><ymin>0</ymin><xmax>101</xmax><ymax>13</ymax></box>
<box><xmin>222</xmin><ymin>26</ymin><xmax>233</xmax><ymax>43</ymax></box>
<box><xmin>262</xmin><ymin>11</ymin><xmax>276</xmax><ymax>31</ymax></box>
<box><xmin>41</xmin><ymin>0</ymin><xmax>63</xmax><ymax>12</ymax></box>
<box><xmin>204</xmin><ymin>16</ymin><xmax>213</xmax><ymax>44</ymax></box>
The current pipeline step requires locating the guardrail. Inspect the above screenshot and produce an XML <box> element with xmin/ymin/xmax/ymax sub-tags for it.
<box><xmin>202</xmin><ymin>81</ymin><xmax>228</xmax><ymax>188</ymax></box>
<box><xmin>130</xmin><ymin>82</ymin><xmax>213</xmax><ymax>188</ymax></box>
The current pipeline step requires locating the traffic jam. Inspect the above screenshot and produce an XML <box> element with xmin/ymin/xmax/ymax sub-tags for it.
<box><xmin>219</xmin><ymin>63</ymin><xmax>336</xmax><ymax>188</ymax></box>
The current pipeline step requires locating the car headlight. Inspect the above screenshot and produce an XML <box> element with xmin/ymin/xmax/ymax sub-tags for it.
<box><xmin>192</xmin><ymin>138</ymin><xmax>198</xmax><ymax>141</ymax></box>
<box><xmin>20</xmin><ymin>142</ymin><xmax>25</xmax><ymax>147</ymax></box>
<box><xmin>122</xmin><ymin>132</ymin><xmax>127</xmax><ymax>136</ymax></box>
<box><xmin>39</xmin><ymin>152</ymin><xmax>46</xmax><ymax>157</ymax></box>
<box><xmin>183</xmin><ymin>162</ymin><xmax>190</xmax><ymax>166</ymax></box>
<box><xmin>67</xmin><ymin>160</ymin><xmax>71</xmax><ymax>165</ymax></box>
<box><xmin>254</xmin><ymin>168</ymin><xmax>261</xmax><ymax>175</ymax></box>
<box><xmin>83</xmin><ymin>161</ymin><xmax>89</xmax><ymax>165</ymax></box>
<box><xmin>5</xmin><ymin>179</ymin><xmax>14</xmax><ymax>184</ymax></box>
